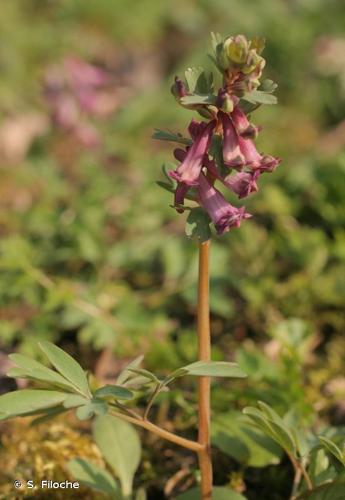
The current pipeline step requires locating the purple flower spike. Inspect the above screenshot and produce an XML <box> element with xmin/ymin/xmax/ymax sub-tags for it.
<box><xmin>197</xmin><ymin>173</ymin><xmax>251</xmax><ymax>234</ymax></box>
<box><xmin>225</xmin><ymin>171</ymin><xmax>259</xmax><ymax>199</ymax></box>
<box><xmin>169</xmin><ymin>120</ymin><xmax>216</xmax><ymax>186</ymax></box>
<box><xmin>231</xmin><ymin>106</ymin><xmax>258</xmax><ymax>139</ymax></box>
<box><xmin>219</xmin><ymin>111</ymin><xmax>245</xmax><ymax>169</ymax></box>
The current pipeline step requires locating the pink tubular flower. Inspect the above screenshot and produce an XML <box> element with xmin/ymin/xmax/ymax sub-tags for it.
<box><xmin>219</xmin><ymin>111</ymin><xmax>245</xmax><ymax>169</ymax></box>
<box><xmin>224</xmin><ymin>171</ymin><xmax>259</xmax><ymax>199</ymax></box>
<box><xmin>239</xmin><ymin>136</ymin><xmax>280</xmax><ymax>172</ymax></box>
<box><xmin>169</xmin><ymin>120</ymin><xmax>216</xmax><ymax>185</ymax></box>
<box><xmin>197</xmin><ymin>173</ymin><xmax>251</xmax><ymax>234</ymax></box>
<box><xmin>231</xmin><ymin>106</ymin><xmax>258</xmax><ymax>139</ymax></box>
<box><xmin>238</xmin><ymin>136</ymin><xmax>262</xmax><ymax>168</ymax></box>
<box><xmin>258</xmin><ymin>154</ymin><xmax>281</xmax><ymax>172</ymax></box>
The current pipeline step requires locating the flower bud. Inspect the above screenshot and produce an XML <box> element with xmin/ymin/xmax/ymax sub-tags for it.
<box><xmin>216</xmin><ymin>89</ymin><xmax>234</xmax><ymax>113</ymax></box>
<box><xmin>224</xmin><ymin>35</ymin><xmax>249</xmax><ymax>68</ymax></box>
<box><xmin>171</xmin><ymin>77</ymin><xmax>187</xmax><ymax>99</ymax></box>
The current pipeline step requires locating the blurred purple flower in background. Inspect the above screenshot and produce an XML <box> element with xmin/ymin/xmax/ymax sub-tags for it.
<box><xmin>43</xmin><ymin>56</ymin><xmax>111</xmax><ymax>148</ymax></box>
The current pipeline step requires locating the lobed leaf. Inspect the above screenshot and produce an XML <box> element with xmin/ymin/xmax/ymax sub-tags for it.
<box><xmin>152</xmin><ymin>129</ymin><xmax>192</xmax><ymax>146</ymax></box>
<box><xmin>185</xmin><ymin>207</ymin><xmax>212</xmax><ymax>242</ymax></box>
<box><xmin>39</xmin><ymin>341</ymin><xmax>91</xmax><ymax>397</ymax></box>
<box><xmin>0</xmin><ymin>390</ymin><xmax>68</xmax><ymax>420</ymax></box>
<box><xmin>8</xmin><ymin>353</ymin><xmax>79</xmax><ymax>393</ymax></box>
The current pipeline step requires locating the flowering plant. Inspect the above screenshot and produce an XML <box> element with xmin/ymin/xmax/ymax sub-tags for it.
<box><xmin>1</xmin><ymin>34</ymin><xmax>343</xmax><ymax>500</ymax></box>
<box><xmin>154</xmin><ymin>33</ymin><xmax>280</xmax><ymax>240</ymax></box>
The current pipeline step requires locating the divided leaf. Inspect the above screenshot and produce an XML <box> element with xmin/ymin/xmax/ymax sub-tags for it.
<box><xmin>39</xmin><ymin>341</ymin><xmax>90</xmax><ymax>398</ymax></box>
<box><xmin>8</xmin><ymin>353</ymin><xmax>78</xmax><ymax>393</ymax></box>
<box><xmin>0</xmin><ymin>390</ymin><xmax>68</xmax><ymax>420</ymax></box>
<box><xmin>180</xmin><ymin>94</ymin><xmax>217</xmax><ymax>107</ymax></box>
<box><xmin>242</xmin><ymin>90</ymin><xmax>277</xmax><ymax>105</ymax></box>
<box><xmin>185</xmin><ymin>207</ymin><xmax>212</xmax><ymax>242</ymax></box>
<box><xmin>185</xmin><ymin>67</ymin><xmax>213</xmax><ymax>95</ymax></box>
<box><xmin>152</xmin><ymin>129</ymin><xmax>192</xmax><ymax>146</ymax></box>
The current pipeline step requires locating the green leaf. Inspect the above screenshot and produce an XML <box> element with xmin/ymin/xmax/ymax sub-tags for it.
<box><xmin>152</xmin><ymin>129</ymin><xmax>191</xmax><ymax>146</ymax></box>
<box><xmin>319</xmin><ymin>436</ymin><xmax>345</xmax><ymax>466</ymax></box>
<box><xmin>210</xmin><ymin>32</ymin><xmax>223</xmax><ymax>53</ymax></box>
<box><xmin>243</xmin><ymin>406</ymin><xmax>297</xmax><ymax>456</ymax></box>
<box><xmin>93</xmin><ymin>415</ymin><xmax>141</xmax><ymax>497</ymax></box>
<box><xmin>181</xmin><ymin>361</ymin><xmax>247</xmax><ymax>378</ymax></box>
<box><xmin>212</xmin><ymin>412</ymin><xmax>282</xmax><ymax>467</ymax></box>
<box><xmin>176</xmin><ymin>486</ymin><xmax>247</xmax><ymax>499</ymax></box>
<box><xmin>117</xmin><ymin>355</ymin><xmax>144</xmax><ymax>385</ymax></box>
<box><xmin>76</xmin><ymin>399</ymin><xmax>108</xmax><ymax>421</ymax></box>
<box><xmin>30</xmin><ymin>406</ymin><xmax>68</xmax><ymax>426</ymax></box>
<box><xmin>156</xmin><ymin>181</ymin><xmax>175</xmax><ymax>193</ymax></box>
<box><xmin>184</xmin><ymin>67</ymin><xmax>213</xmax><ymax>94</ymax></box>
<box><xmin>39</xmin><ymin>341</ymin><xmax>90</xmax><ymax>398</ymax></box>
<box><xmin>67</xmin><ymin>458</ymin><xmax>120</xmax><ymax>497</ymax></box>
<box><xmin>126</xmin><ymin>368</ymin><xmax>160</xmax><ymax>384</ymax></box>
<box><xmin>260</xmin><ymin>79</ymin><xmax>278</xmax><ymax>93</ymax></box>
<box><xmin>180</xmin><ymin>94</ymin><xmax>217</xmax><ymax>107</ymax></box>
<box><xmin>94</xmin><ymin>385</ymin><xmax>134</xmax><ymax>401</ymax></box>
<box><xmin>185</xmin><ymin>207</ymin><xmax>211</xmax><ymax>242</ymax></box>
<box><xmin>242</xmin><ymin>90</ymin><xmax>278</xmax><ymax>105</ymax></box>
<box><xmin>0</xmin><ymin>390</ymin><xmax>68</xmax><ymax>420</ymax></box>
<box><xmin>63</xmin><ymin>394</ymin><xmax>89</xmax><ymax>409</ymax></box>
<box><xmin>296</xmin><ymin>481</ymin><xmax>345</xmax><ymax>499</ymax></box>
<box><xmin>8</xmin><ymin>353</ymin><xmax>79</xmax><ymax>393</ymax></box>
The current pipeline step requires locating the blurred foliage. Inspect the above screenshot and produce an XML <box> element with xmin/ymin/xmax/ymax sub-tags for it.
<box><xmin>0</xmin><ymin>0</ymin><xmax>345</xmax><ymax>498</ymax></box>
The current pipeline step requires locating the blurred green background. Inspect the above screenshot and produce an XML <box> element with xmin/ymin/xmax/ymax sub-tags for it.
<box><xmin>0</xmin><ymin>0</ymin><xmax>345</xmax><ymax>498</ymax></box>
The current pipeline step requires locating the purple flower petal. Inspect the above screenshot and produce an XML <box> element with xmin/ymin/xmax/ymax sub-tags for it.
<box><xmin>169</xmin><ymin>120</ymin><xmax>216</xmax><ymax>186</ymax></box>
<box><xmin>197</xmin><ymin>173</ymin><xmax>251</xmax><ymax>234</ymax></box>
<box><xmin>224</xmin><ymin>171</ymin><xmax>259</xmax><ymax>199</ymax></box>
<box><xmin>231</xmin><ymin>106</ymin><xmax>258</xmax><ymax>139</ymax></box>
<box><xmin>219</xmin><ymin>111</ymin><xmax>245</xmax><ymax>169</ymax></box>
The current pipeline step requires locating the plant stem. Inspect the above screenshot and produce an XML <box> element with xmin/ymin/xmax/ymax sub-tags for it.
<box><xmin>197</xmin><ymin>240</ymin><xmax>213</xmax><ymax>499</ymax></box>
<box><xmin>144</xmin><ymin>382</ymin><xmax>162</xmax><ymax>420</ymax></box>
<box><xmin>287</xmin><ymin>452</ymin><xmax>313</xmax><ymax>493</ymax></box>
<box><xmin>109</xmin><ymin>410</ymin><xmax>203</xmax><ymax>452</ymax></box>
